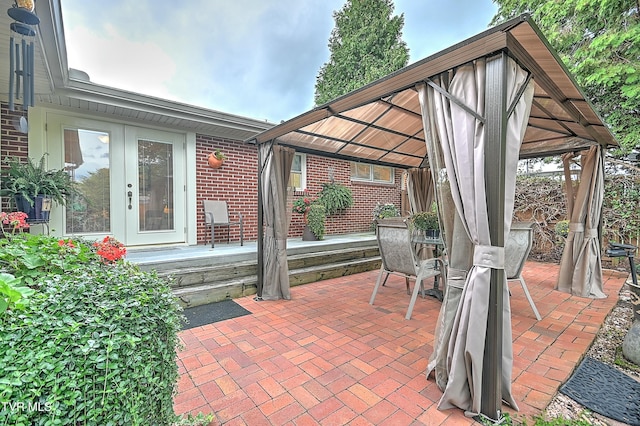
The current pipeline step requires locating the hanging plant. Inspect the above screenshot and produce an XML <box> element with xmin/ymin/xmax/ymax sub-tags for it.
<box><xmin>207</xmin><ymin>149</ymin><xmax>227</xmax><ymax>169</ymax></box>
<box><xmin>317</xmin><ymin>182</ymin><xmax>353</xmax><ymax>216</ymax></box>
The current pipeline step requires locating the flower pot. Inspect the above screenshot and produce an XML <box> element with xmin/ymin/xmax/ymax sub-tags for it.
<box><xmin>426</xmin><ymin>229</ymin><xmax>440</xmax><ymax>239</ymax></box>
<box><xmin>302</xmin><ymin>225</ymin><xmax>318</xmax><ymax>241</ymax></box>
<box><xmin>207</xmin><ymin>154</ymin><xmax>224</xmax><ymax>169</ymax></box>
<box><xmin>15</xmin><ymin>195</ymin><xmax>53</xmax><ymax>222</ymax></box>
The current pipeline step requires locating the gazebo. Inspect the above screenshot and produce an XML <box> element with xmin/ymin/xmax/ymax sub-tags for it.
<box><xmin>247</xmin><ymin>14</ymin><xmax>618</xmax><ymax>421</ymax></box>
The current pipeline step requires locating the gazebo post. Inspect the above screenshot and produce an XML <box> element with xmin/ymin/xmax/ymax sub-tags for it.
<box><xmin>256</xmin><ymin>142</ymin><xmax>266</xmax><ymax>299</ymax></box>
<box><xmin>482</xmin><ymin>51</ymin><xmax>508</xmax><ymax>420</ymax></box>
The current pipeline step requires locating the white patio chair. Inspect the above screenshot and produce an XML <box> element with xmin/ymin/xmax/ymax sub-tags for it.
<box><xmin>370</xmin><ymin>217</ymin><xmax>444</xmax><ymax>320</ymax></box>
<box><xmin>203</xmin><ymin>200</ymin><xmax>244</xmax><ymax>248</ymax></box>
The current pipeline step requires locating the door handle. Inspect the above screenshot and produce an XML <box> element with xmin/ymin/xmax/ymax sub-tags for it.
<box><xmin>127</xmin><ymin>191</ymin><xmax>133</xmax><ymax>210</ymax></box>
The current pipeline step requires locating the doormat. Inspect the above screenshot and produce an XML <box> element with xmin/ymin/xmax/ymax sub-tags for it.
<box><xmin>181</xmin><ymin>299</ymin><xmax>251</xmax><ymax>330</ymax></box>
<box><xmin>559</xmin><ymin>356</ymin><xmax>640</xmax><ymax>425</ymax></box>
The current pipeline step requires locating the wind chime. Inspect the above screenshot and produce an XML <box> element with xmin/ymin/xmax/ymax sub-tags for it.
<box><xmin>7</xmin><ymin>0</ymin><xmax>40</xmax><ymax>132</ymax></box>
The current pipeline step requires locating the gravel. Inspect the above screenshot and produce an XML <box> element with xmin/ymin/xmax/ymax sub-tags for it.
<box><xmin>542</xmin><ymin>279</ymin><xmax>640</xmax><ymax>425</ymax></box>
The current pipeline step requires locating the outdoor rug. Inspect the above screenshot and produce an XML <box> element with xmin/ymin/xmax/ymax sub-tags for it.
<box><xmin>181</xmin><ymin>299</ymin><xmax>252</xmax><ymax>330</ymax></box>
<box><xmin>559</xmin><ymin>356</ymin><xmax>640</xmax><ymax>425</ymax></box>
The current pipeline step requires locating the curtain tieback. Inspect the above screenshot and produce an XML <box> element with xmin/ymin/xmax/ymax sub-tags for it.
<box><xmin>473</xmin><ymin>244</ymin><xmax>505</xmax><ymax>269</ymax></box>
<box><xmin>447</xmin><ymin>268</ymin><xmax>468</xmax><ymax>289</ymax></box>
<box><xmin>265</xmin><ymin>226</ymin><xmax>275</xmax><ymax>237</ymax></box>
<box><xmin>584</xmin><ymin>228</ymin><xmax>598</xmax><ymax>238</ymax></box>
<box><xmin>569</xmin><ymin>223</ymin><xmax>584</xmax><ymax>233</ymax></box>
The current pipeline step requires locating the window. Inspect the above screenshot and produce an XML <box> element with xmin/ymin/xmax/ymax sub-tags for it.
<box><xmin>290</xmin><ymin>153</ymin><xmax>307</xmax><ymax>191</ymax></box>
<box><xmin>350</xmin><ymin>162</ymin><xmax>394</xmax><ymax>184</ymax></box>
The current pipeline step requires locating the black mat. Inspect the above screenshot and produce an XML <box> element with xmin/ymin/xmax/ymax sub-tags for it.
<box><xmin>559</xmin><ymin>356</ymin><xmax>640</xmax><ymax>425</ymax></box>
<box><xmin>181</xmin><ymin>299</ymin><xmax>251</xmax><ymax>330</ymax></box>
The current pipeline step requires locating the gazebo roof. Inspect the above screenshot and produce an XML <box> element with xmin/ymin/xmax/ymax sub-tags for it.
<box><xmin>247</xmin><ymin>14</ymin><xmax>618</xmax><ymax>167</ymax></box>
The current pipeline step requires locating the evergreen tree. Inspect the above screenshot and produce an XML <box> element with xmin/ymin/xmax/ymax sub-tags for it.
<box><xmin>492</xmin><ymin>1</ymin><xmax>640</xmax><ymax>154</ymax></box>
<box><xmin>314</xmin><ymin>0</ymin><xmax>409</xmax><ymax>106</ymax></box>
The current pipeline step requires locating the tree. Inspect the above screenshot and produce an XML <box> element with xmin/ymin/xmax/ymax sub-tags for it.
<box><xmin>491</xmin><ymin>1</ymin><xmax>640</xmax><ymax>155</ymax></box>
<box><xmin>314</xmin><ymin>0</ymin><xmax>409</xmax><ymax>106</ymax></box>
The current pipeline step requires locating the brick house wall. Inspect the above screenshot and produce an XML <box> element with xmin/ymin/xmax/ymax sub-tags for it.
<box><xmin>195</xmin><ymin>134</ymin><xmax>404</xmax><ymax>244</ymax></box>
<box><xmin>1</xmin><ymin>103</ymin><xmax>404</xmax><ymax>244</ymax></box>
<box><xmin>0</xmin><ymin>105</ymin><xmax>29</xmax><ymax>212</ymax></box>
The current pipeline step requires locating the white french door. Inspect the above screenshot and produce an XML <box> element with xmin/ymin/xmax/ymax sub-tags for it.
<box><xmin>46</xmin><ymin>113</ymin><xmax>186</xmax><ymax>246</ymax></box>
<box><xmin>123</xmin><ymin>126</ymin><xmax>185</xmax><ymax>245</ymax></box>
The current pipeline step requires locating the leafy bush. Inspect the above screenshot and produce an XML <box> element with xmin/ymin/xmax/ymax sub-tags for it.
<box><xmin>0</xmin><ymin>272</ymin><xmax>34</xmax><ymax>314</ymax></box>
<box><xmin>0</xmin><ymin>234</ymin><xmax>97</xmax><ymax>287</ymax></box>
<box><xmin>410</xmin><ymin>211</ymin><xmax>439</xmax><ymax>231</ymax></box>
<box><xmin>0</xmin><ymin>236</ymin><xmax>184</xmax><ymax>425</ymax></box>
<box><xmin>372</xmin><ymin>202</ymin><xmax>400</xmax><ymax>220</ymax></box>
<box><xmin>554</xmin><ymin>220</ymin><xmax>570</xmax><ymax>239</ymax></box>
<box><xmin>307</xmin><ymin>203</ymin><xmax>326</xmax><ymax>240</ymax></box>
<box><xmin>316</xmin><ymin>182</ymin><xmax>353</xmax><ymax>216</ymax></box>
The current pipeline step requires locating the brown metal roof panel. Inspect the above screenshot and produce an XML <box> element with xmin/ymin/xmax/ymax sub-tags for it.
<box><xmin>527</xmin><ymin>117</ymin><xmax>573</xmax><ymax>135</ymax></box>
<box><xmin>387</xmin><ymin>89</ymin><xmax>421</xmax><ymax>114</ymax></box>
<box><xmin>340</xmin><ymin>101</ymin><xmax>390</xmax><ymax>122</ymax></box>
<box><xmin>339</xmin><ymin>144</ymin><xmax>388</xmax><ymax>160</ymax></box>
<box><xmin>355</xmin><ymin>127</ymin><xmax>409</xmax><ymax>149</ymax></box>
<box><xmin>534</xmin><ymin>97</ymin><xmax>574</xmax><ymax>121</ymax></box>
<box><xmin>279</xmin><ymin>132</ymin><xmax>346</xmax><ymax>153</ymax></box>
<box><xmin>380</xmin><ymin>152</ymin><xmax>423</xmax><ymax>167</ymax></box>
<box><xmin>394</xmin><ymin>139</ymin><xmax>427</xmax><ymax>157</ymax></box>
<box><xmin>508</xmin><ymin>23</ymin><xmax>584</xmax><ymax>100</ymax></box>
<box><xmin>522</xmin><ymin>126</ymin><xmax>571</xmax><ymax>144</ymax></box>
<box><xmin>374</xmin><ymin>109</ymin><xmax>423</xmax><ymax>135</ymax></box>
<box><xmin>301</xmin><ymin>116</ymin><xmax>366</xmax><ymax>141</ymax></box>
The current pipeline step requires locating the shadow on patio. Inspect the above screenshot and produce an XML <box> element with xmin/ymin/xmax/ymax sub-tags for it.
<box><xmin>173</xmin><ymin>261</ymin><xmax>627</xmax><ymax>425</ymax></box>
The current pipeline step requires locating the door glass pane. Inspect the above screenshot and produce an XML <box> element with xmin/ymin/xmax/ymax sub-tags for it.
<box><xmin>65</xmin><ymin>129</ymin><xmax>111</xmax><ymax>234</ymax></box>
<box><xmin>138</xmin><ymin>140</ymin><xmax>174</xmax><ymax>232</ymax></box>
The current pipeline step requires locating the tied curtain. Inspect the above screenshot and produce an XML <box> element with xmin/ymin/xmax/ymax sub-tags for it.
<box><xmin>406</xmin><ymin>167</ymin><xmax>434</xmax><ymax>215</ymax></box>
<box><xmin>557</xmin><ymin>146</ymin><xmax>606</xmax><ymax>298</ymax></box>
<box><xmin>258</xmin><ymin>142</ymin><xmax>295</xmax><ymax>300</ymax></box>
<box><xmin>417</xmin><ymin>55</ymin><xmax>534</xmax><ymax>416</ymax></box>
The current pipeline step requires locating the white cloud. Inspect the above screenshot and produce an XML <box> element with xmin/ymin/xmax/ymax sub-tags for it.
<box><xmin>61</xmin><ymin>0</ymin><xmax>498</xmax><ymax>123</ymax></box>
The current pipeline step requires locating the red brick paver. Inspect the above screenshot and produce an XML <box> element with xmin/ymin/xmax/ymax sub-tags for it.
<box><xmin>174</xmin><ymin>261</ymin><xmax>627</xmax><ymax>425</ymax></box>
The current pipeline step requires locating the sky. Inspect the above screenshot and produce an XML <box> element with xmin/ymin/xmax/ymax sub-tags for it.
<box><xmin>60</xmin><ymin>0</ymin><xmax>498</xmax><ymax>124</ymax></box>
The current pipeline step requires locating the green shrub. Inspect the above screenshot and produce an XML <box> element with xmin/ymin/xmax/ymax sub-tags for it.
<box><xmin>554</xmin><ymin>220</ymin><xmax>570</xmax><ymax>239</ymax></box>
<box><xmin>307</xmin><ymin>203</ymin><xmax>326</xmax><ymax>240</ymax></box>
<box><xmin>372</xmin><ymin>202</ymin><xmax>400</xmax><ymax>220</ymax></box>
<box><xmin>0</xmin><ymin>238</ymin><xmax>183</xmax><ymax>425</ymax></box>
<box><xmin>317</xmin><ymin>182</ymin><xmax>353</xmax><ymax>216</ymax></box>
<box><xmin>0</xmin><ymin>234</ymin><xmax>97</xmax><ymax>287</ymax></box>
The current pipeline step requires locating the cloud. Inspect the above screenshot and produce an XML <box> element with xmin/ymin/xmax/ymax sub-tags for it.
<box><xmin>61</xmin><ymin>0</ymin><xmax>497</xmax><ymax>123</ymax></box>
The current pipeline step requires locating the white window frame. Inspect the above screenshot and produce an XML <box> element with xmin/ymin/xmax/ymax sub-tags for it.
<box><xmin>350</xmin><ymin>162</ymin><xmax>394</xmax><ymax>184</ymax></box>
<box><xmin>290</xmin><ymin>153</ymin><xmax>307</xmax><ymax>191</ymax></box>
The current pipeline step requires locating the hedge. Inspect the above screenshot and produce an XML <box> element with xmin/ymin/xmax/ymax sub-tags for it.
<box><xmin>0</xmin><ymin>239</ymin><xmax>183</xmax><ymax>425</ymax></box>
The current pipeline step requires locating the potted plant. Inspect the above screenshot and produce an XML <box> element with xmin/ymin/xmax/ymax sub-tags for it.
<box><xmin>306</xmin><ymin>203</ymin><xmax>326</xmax><ymax>240</ymax></box>
<box><xmin>0</xmin><ymin>155</ymin><xmax>76</xmax><ymax>221</ymax></box>
<box><xmin>207</xmin><ymin>149</ymin><xmax>227</xmax><ymax>168</ymax></box>
<box><xmin>410</xmin><ymin>211</ymin><xmax>440</xmax><ymax>238</ymax></box>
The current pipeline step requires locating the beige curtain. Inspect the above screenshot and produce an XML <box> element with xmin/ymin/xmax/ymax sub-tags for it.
<box><xmin>557</xmin><ymin>146</ymin><xmax>605</xmax><ymax>298</ymax></box>
<box><xmin>259</xmin><ymin>143</ymin><xmax>295</xmax><ymax>300</ymax></box>
<box><xmin>406</xmin><ymin>167</ymin><xmax>434</xmax><ymax>215</ymax></box>
<box><xmin>417</xmin><ymin>55</ymin><xmax>534</xmax><ymax>416</ymax></box>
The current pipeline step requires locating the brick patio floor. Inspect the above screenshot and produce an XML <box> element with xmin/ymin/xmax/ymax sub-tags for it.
<box><xmin>173</xmin><ymin>261</ymin><xmax>628</xmax><ymax>425</ymax></box>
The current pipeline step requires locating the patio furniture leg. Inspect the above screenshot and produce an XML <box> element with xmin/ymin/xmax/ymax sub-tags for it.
<box><xmin>370</xmin><ymin>266</ymin><xmax>387</xmax><ymax>305</ymax></box>
<box><xmin>406</xmin><ymin>277</ymin><xmax>424</xmax><ymax>320</ymax></box>
<box><xmin>516</xmin><ymin>276</ymin><xmax>541</xmax><ymax>320</ymax></box>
